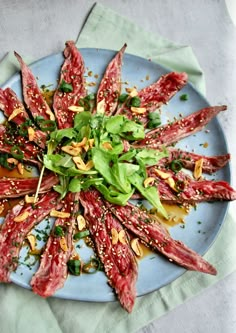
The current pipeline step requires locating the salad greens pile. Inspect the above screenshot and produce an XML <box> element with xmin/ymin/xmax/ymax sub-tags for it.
<box><xmin>41</xmin><ymin>110</ymin><xmax>168</xmax><ymax>218</ymax></box>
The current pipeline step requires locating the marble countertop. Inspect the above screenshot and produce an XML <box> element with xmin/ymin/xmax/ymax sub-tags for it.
<box><xmin>0</xmin><ymin>0</ymin><xmax>235</xmax><ymax>332</ymax></box>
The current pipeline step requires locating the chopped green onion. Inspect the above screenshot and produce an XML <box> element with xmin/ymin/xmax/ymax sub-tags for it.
<box><xmin>0</xmin><ymin>153</ymin><xmax>15</xmax><ymax>170</ymax></box>
<box><xmin>130</xmin><ymin>96</ymin><xmax>141</xmax><ymax>107</ymax></box>
<box><xmin>59</xmin><ymin>80</ymin><xmax>73</xmax><ymax>93</ymax></box>
<box><xmin>54</xmin><ymin>226</ymin><xmax>64</xmax><ymax>237</ymax></box>
<box><xmin>10</xmin><ymin>145</ymin><xmax>24</xmax><ymax>160</ymax></box>
<box><xmin>170</xmin><ymin>160</ymin><xmax>183</xmax><ymax>173</ymax></box>
<box><xmin>82</xmin><ymin>258</ymin><xmax>101</xmax><ymax>274</ymax></box>
<box><xmin>39</xmin><ymin>120</ymin><xmax>57</xmax><ymax>132</ymax></box>
<box><xmin>180</xmin><ymin>94</ymin><xmax>188</xmax><ymax>101</ymax></box>
<box><xmin>147</xmin><ymin>111</ymin><xmax>161</xmax><ymax>129</ymax></box>
<box><xmin>84</xmin><ymin>93</ymin><xmax>95</xmax><ymax>101</ymax></box>
<box><xmin>19</xmin><ymin>119</ymin><xmax>33</xmax><ymax>137</ymax></box>
<box><xmin>118</xmin><ymin>93</ymin><xmax>129</xmax><ymax>103</ymax></box>
<box><xmin>73</xmin><ymin>230</ymin><xmax>90</xmax><ymax>240</ymax></box>
<box><xmin>67</xmin><ymin>259</ymin><xmax>81</xmax><ymax>275</ymax></box>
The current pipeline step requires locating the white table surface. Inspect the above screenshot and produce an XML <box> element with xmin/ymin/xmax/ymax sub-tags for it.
<box><xmin>0</xmin><ymin>0</ymin><xmax>235</xmax><ymax>332</ymax></box>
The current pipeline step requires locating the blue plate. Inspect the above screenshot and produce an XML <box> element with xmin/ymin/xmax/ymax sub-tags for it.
<box><xmin>0</xmin><ymin>48</ymin><xmax>231</xmax><ymax>301</ymax></box>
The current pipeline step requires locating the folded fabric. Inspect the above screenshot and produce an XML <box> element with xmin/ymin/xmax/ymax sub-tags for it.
<box><xmin>0</xmin><ymin>3</ymin><xmax>235</xmax><ymax>333</ymax></box>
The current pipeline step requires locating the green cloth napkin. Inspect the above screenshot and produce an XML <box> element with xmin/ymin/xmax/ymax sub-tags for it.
<box><xmin>1</xmin><ymin>3</ymin><xmax>236</xmax><ymax>333</ymax></box>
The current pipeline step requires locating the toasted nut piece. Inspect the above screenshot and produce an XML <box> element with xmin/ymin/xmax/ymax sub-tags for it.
<box><xmin>27</xmin><ymin>234</ymin><xmax>36</xmax><ymax>251</ymax></box>
<box><xmin>73</xmin><ymin>157</ymin><xmax>94</xmax><ymax>171</ymax></box>
<box><xmin>125</xmin><ymin>87</ymin><xmax>138</xmax><ymax>97</ymax></box>
<box><xmin>61</xmin><ymin>145</ymin><xmax>82</xmax><ymax>156</ymax></box>
<box><xmin>50</xmin><ymin>209</ymin><xmax>71</xmax><ymax>218</ymax></box>
<box><xmin>73</xmin><ymin>156</ymin><xmax>86</xmax><ymax>170</ymax></box>
<box><xmin>143</xmin><ymin>177</ymin><xmax>155</xmax><ymax>188</ymax></box>
<box><xmin>88</xmin><ymin>139</ymin><xmax>95</xmax><ymax>148</ymax></box>
<box><xmin>28</xmin><ymin>127</ymin><xmax>35</xmax><ymax>141</ymax></box>
<box><xmin>29</xmin><ymin>249</ymin><xmax>42</xmax><ymax>255</ymax></box>
<box><xmin>102</xmin><ymin>142</ymin><xmax>113</xmax><ymax>150</ymax></box>
<box><xmin>17</xmin><ymin>163</ymin><xmax>24</xmax><ymax>175</ymax></box>
<box><xmin>166</xmin><ymin>177</ymin><xmax>178</xmax><ymax>192</ymax></box>
<box><xmin>7</xmin><ymin>158</ymin><xmax>18</xmax><ymax>165</ymax></box>
<box><xmin>14</xmin><ymin>211</ymin><xmax>30</xmax><ymax>222</ymax></box>
<box><xmin>97</xmin><ymin>99</ymin><xmax>105</xmax><ymax>114</ymax></box>
<box><xmin>0</xmin><ymin>204</ymin><xmax>4</xmax><ymax>214</ymax></box>
<box><xmin>84</xmin><ymin>160</ymin><xmax>94</xmax><ymax>171</ymax></box>
<box><xmin>8</xmin><ymin>107</ymin><xmax>24</xmax><ymax>121</ymax></box>
<box><xmin>45</xmin><ymin>108</ymin><xmax>55</xmax><ymax>121</ymax></box>
<box><xmin>130</xmin><ymin>106</ymin><xmax>146</xmax><ymax>114</ymax></box>
<box><xmin>155</xmin><ymin>169</ymin><xmax>171</xmax><ymax>179</ymax></box>
<box><xmin>118</xmin><ymin>229</ymin><xmax>127</xmax><ymax>244</ymax></box>
<box><xmin>60</xmin><ymin>237</ymin><xmax>68</xmax><ymax>252</ymax></box>
<box><xmin>77</xmin><ymin>215</ymin><xmax>86</xmax><ymax>231</ymax></box>
<box><xmin>194</xmin><ymin>158</ymin><xmax>204</xmax><ymax>180</ymax></box>
<box><xmin>111</xmin><ymin>228</ymin><xmax>119</xmax><ymax>245</ymax></box>
<box><xmin>68</xmin><ymin>105</ymin><xmax>84</xmax><ymax>112</ymax></box>
<box><xmin>72</xmin><ymin>137</ymin><xmax>87</xmax><ymax>148</ymax></box>
<box><xmin>25</xmin><ymin>195</ymin><xmax>36</xmax><ymax>204</ymax></box>
<box><xmin>131</xmin><ymin>238</ymin><xmax>143</xmax><ymax>257</ymax></box>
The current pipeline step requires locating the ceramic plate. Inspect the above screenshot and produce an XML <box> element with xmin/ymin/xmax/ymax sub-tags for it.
<box><xmin>0</xmin><ymin>48</ymin><xmax>230</xmax><ymax>301</ymax></box>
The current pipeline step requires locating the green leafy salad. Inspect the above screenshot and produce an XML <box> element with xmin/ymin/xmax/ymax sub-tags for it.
<box><xmin>40</xmin><ymin>102</ymin><xmax>169</xmax><ymax>219</ymax></box>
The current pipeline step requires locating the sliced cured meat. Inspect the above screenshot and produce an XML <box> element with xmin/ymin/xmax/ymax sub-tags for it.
<box><xmin>147</xmin><ymin>167</ymin><xmax>236</xmax><ymax>204</ymax></box>
<box><xmin>80</xmin><ymin>189</ymin><xmax>138</xmax><ymax>313</ymax></box>
<box><xmin>31</xmin><ymin>192</ymin><xmax>80</xmax><ymax>297</ymax></box>
<box><xmin>96</xmin><ymin>44</ymin><xmax>127</xmax><ymax>116</ymax></box>
<box><xmin>0</xmin><ymin>124</ymin><xmax>42</xmax><ymax>166</ymax></box>
<box><xmin>116</xmin><ymin>72</ymin><xmax>188</xmax><ymax>125</ymax></box>
<box><xmin>53</xmin><ymin>41</ymin><xmax>87</xmax><ymax>128</ymax></box>
<box><xmin>134</xmin><ymin>105</ymin><xmax>227</xmax><ymax>148</ymax></box>
<box><xmin>0</xmin><ymin>191</ymin><xmax>61</xmax><ymax>282</ymax></box>
<box><xmin>0</xmin><ymin>173</ymin><xmax>58</xmax><ymax>199</ymax></box>
<box><xmin>161</xmin><ymin>147</ymin><xmax>230</xmax><ymax>174</ymax></box>
<box><xmin>0</xmin><ymin>87</ymin><xmax>47</xmax><ymax>148</ymax></box>
<box><xmin>14</xmin><ymin>52</ymin><xmax>55</xmax><ymax>121</ymax></box>
<box><xmin>107</xmin><ymin>201</ymin><xmax>217</xmax><ymax>275</ymax></box>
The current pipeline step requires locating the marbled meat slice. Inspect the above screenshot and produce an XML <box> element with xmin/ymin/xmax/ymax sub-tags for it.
<box><xmin>147</xmin><ymin>167</ymin><xmax>236</xmax><ymax>204</ymax></box>
<box><xmin>0</xmin><ymin>191</ymin><xmax>61</xmax><ymax>282</ymax></box>
<box><xmin>107</xmin><ymin>201</ymin><xmax>217</xmax><ymax>275</ymax></box>
<box><xmin>0</xmin><ymin>173</ymin><xmax>58</xmax><ymax>199</ymax></box>
<box><xmin>116</xmin><ymin>72</ymin><xmax>188</xmax><ymax>125</ymax></box>
<box><xmin>0</xmin><ymin>124</ymin><xmax>42</xmax><ymax>166</ymax></box>
<box><xmin>31</xmin><ymin>192</ymin><xmax>80</xmax><ymax>297</ymax></box>
<box><xmin>134</xmin><ymin>105</ymin><xmax>227</xmax><ymax>148</ymax></box>
<box><xmin>53</xmin><ymin>41</ymin><xmax>87</xmax><ymax>128</ymax></box>
<box><xmin>96</xmin><ymin>43</ymin><xmax>127</xmax><ymax>116</ymax></box>
<box><xmin>80</xmin><ymin>189</ymin><xmax>138</xmax><ymax>313</ymax></box>
<box><xmin>161</xmin><ymin>147</ymin><xmax>230</xmax><ymax>174</ymax></box>
<box><xmin>0</xmin><ymin>87</ymin><xmax>47</xmax><ymax>148</ymax></box>
<box><xmin>14</xmin><ymin>52</ymin><xmax>55</xmax><ymax>121</ymax></box>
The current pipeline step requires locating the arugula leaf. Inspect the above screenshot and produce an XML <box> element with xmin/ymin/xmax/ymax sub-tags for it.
<box><xmin>47</xmin><ymin>128</ymin><xmax>76</xmax><ymax>154</ymax></box>
<box><xmin>118</xmin><ymin>149</ymin><xmax>137</xmax><ymax>162</ymax></box>
<box><xmin>74</xmin><ymin>111</ymin><xmax>92</xmax><ymax>132</ymax></box>
<box><xmin>54</xmin><ymin>175</ymin><xmax>70</xmax><ymax>199</ymax></box>
<box><xmin>105</xmin><ymin>115</ymin><xmax>145</xmax><ymax>140</ymax></box>
<box><xmin>68</xmin><ymin>178</ymin><xmax>81</xmax><ymax>193</ymax></box>
<box><xmin>128</xmin><ymin>173</ymin><xmax>168</xmax><ymax>219</ymax></box>
<box><xmin>95</xmin><ymin>184</ymin><xmax>134</xmax><ymax>206</ymax></box>
<box><xmin>135</xmin><ymin>147</ymin><xmax>168</xmax><ymax>166</ymax></box>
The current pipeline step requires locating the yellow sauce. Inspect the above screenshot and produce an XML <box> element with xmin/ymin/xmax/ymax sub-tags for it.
<box><xmin>138</xmin><ymin>203</ymin><xmax>191</xmax><ymax>258</ymax></box>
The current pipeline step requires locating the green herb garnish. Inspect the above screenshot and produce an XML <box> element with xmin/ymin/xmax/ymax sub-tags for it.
<box><xmin>180</xmin><ymin>94</ymin><xmax>188</xmax><ymax>101</ymax></box>
<box><xmin>67</xmin><ymin>259</ymin><xmax>81</xmax><ymax>275</ymax></box>
<box><xmin>59</xmin><ymin>80</ymin><xmax>73</xmax><ymax>93</ymax></box>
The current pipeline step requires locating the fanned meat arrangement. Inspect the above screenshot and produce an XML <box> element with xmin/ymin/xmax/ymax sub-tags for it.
<box><xmin>0</xmin><ymin>41</ymin><xmax>235</xmax><ymax>312</ymax></box>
